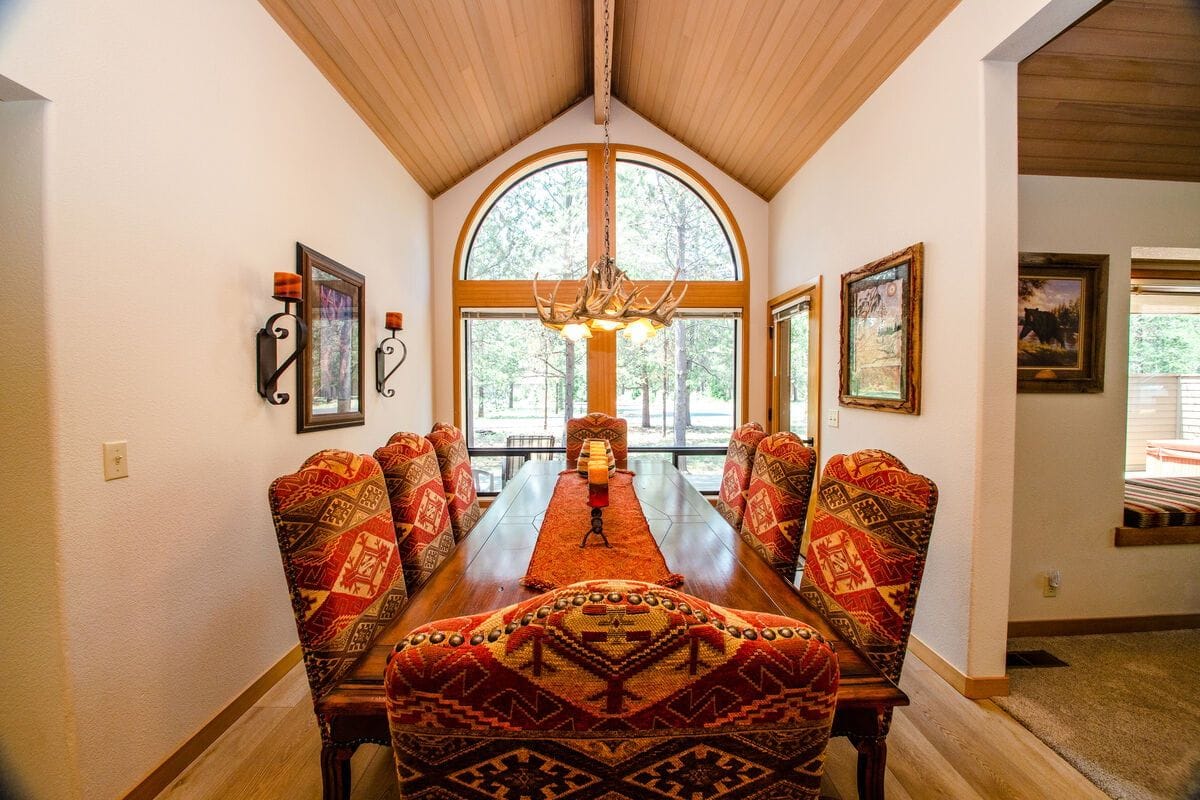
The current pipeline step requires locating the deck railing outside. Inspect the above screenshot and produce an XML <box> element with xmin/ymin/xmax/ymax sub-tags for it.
<box><xmin>469</xmin><ymin>440</ymin><xmax>814</xmax><ymax>497</ymax></box>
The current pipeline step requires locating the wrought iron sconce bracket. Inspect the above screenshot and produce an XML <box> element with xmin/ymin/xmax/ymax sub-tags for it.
<box><xmin>375</xmin><ymin>332</ymin><xmax>407</xmax><ymax>397</ymax></box>
<box><xmin>257</xmin><ymin>302</ymin><xmax>308</xmax><ymax>405</ymax></box>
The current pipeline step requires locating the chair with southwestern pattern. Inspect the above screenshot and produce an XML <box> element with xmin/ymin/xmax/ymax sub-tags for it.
<box><xmin>374</xmin><ymin>432</ymin><xmax>455</xmax><ymax>595</ymax></box>
<box><xmin>426</xmin><ymin>423</ymin><xmax>483</xmax><ymax>541</ymax></box>
<box><xmin>798</xmin><ymin>450</ymin><xmax>937</xmax><ymax>792</ymax></box>
<box><xmin>566</xmin><ymin>411</ymin><xmax>629</xmax><ymax>469</ymax></box>
<box><xmin>715</xmin><ymin>421</ymin><xmax>767</xmax><ymax>530</ymax></box>
<box><xmin>384</xmin><ymin>579</ymin><xmax>840</xmax><ymax>800</ymax></box>
<box><xmin>741</xmin><ymin>432</ymin><xmax>817</xmax><ymax>582</ymax></box>
<box><xmin>268</xmin><ymin>449</ymin><xmax>410</xmax><ymax>800</ymax></box>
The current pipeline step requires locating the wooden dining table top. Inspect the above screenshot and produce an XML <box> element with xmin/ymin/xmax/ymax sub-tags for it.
<box><xmin>327</xmin><ymin>458</ymin><xmax>907</xmax><ymax>716</ymax></box>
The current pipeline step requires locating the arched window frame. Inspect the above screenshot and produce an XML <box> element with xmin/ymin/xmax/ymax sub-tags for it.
<box><xmin>452</xmin><ymin>143</ymin><xmax>750</xmax><ymax>432</ymax></box>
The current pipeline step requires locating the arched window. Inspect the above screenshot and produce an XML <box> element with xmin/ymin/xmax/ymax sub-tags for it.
<box><xmin>454</xmin><ymin>145</ymin><xmax>748</xmax><ymax>491</ymax></box>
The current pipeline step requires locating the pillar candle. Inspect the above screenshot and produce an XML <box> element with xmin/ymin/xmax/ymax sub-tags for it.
<box><xmin>386</xmin><ymin>311</ymin><xmax>404</xmax><ymax>331</ymax></box>
<box><xmin>273</xmin><ymin>272</ymin><xmax>302</xmax><ymax>301</ymax></box>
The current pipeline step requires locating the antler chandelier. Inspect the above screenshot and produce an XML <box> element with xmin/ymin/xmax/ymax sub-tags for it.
<box><xmin>534</xmin><ymin>0</ymin><xmax>686</xmax><ymax>345</ymax></box>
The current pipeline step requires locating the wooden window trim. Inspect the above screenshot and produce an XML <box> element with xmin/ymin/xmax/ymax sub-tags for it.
<box><xmin>451</xmin><ymin>143</ymin><xmax>751</xmax><ymax>430</ymax></box>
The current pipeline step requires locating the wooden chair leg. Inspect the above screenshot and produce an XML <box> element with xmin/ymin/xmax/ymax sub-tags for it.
<box><xmin>321</xmin><ymin>743</ymin><xmax>354</xmax><ymax>800</ymax></box>
<box><xmin>851</xmin><ymin>735</ymin><xmax>887</xmax><ymax>800</ymax></box>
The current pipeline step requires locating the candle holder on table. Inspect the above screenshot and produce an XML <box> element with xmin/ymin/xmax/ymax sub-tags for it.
<box><xmin>581</xmin><ymin>441</ymin><xmax>612</xmax><ymax>548</ymax></box>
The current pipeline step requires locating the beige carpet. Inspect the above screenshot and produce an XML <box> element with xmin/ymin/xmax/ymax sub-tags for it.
<box><xmin>995</xmin><ymin>630</ymin><xmax>1200</xmax><ymax>800</ymax></box>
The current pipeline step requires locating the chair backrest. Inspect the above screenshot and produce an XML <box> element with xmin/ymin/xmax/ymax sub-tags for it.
<box><xmin>503</xmin><ymin>434</ymin><xmax>556</xmax><ymax>482</ymax></box>
<box><xmin>798</xmin><ymin>449</ymin><xmax>938</xmax><ymax>684</ymax></box>
<box><xmin>385</xmin><ymin>579</ymin><xmax>839</xmax><ymax>800</ymax></box>
<box><xmin>268</xmin><ymin>450</ymin><xmax>408</xmax><ymax>701</ymax></box>
<box><xmin>374</xmin><ymin>433</ymin><xmax>455</xmax><ymax>595</ymax></box>
<box><xmin>426</xmin><ymin>423</ymin><xmax>482</xmax><ymax>541</ymax></box>
<box><xmin>716</xmin><ymin>421</ymin><xmax>767</xmax><ymax>529</ymax></box>
<box><xmin>741</xmin><ymin>432</ymin><xmax>817</xmax><ymax>582</ymax></box>
<box><xmin>566</xmin><ymin>412</ymin><xmax>628</xmax><ymax>469</ymax></box>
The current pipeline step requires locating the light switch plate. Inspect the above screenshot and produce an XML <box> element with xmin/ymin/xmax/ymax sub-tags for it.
<box><xmin>103</xmin><ymin>441</ymin><xmax>129</xmax><ymax>480</ymax></box>
<box><xmin>825</xmin><ymin>409</ymin><xmax>839</xmax><ymax>428</ymax></box>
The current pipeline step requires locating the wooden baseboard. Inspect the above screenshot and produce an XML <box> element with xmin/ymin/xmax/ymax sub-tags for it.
<box><xmin>120</xmin><ymin>645</ymin><xmax>302</xmax><ymax>800</ymax></box>
<box><xmin>1008</xmin><ymin>613</ymin><xmax>1200</xmax><ymax>638</ymax></box>
<box><xmin>1115</xmin><ymin>525</ymin><xmax>1200</xmax><ymax>546</ymax></box>
<box><xmin>908</xmin><ymin>636</ymin><xmax>1010</xmax><ymax>699</ymax></box>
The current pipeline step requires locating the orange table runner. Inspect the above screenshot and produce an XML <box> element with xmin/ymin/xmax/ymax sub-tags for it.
<box><xmin>521</xmin><ymin>470</ymin><xmax>684</xmax><ymax>591</ymax></box>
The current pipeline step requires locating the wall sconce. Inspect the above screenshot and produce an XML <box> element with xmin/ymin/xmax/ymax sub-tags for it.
<box><xmin>375</xmin><ymin>312</ymin><xmax>407</xmax><ymax>397</ymax></box>
<box><xmin>256</xmin><ymin>271</ymin><xmax>308</xmax><ymax>405</ymax></box>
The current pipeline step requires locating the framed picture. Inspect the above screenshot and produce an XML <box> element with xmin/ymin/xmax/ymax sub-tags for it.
<box><xmin>839</xmin><ymin>243</ymin><xmax>923</xmax><ymax>414</ymax></box>
<box><xmin>297</xmin><ymin>244</ymin><xmax>365</xmax><ymax>432</ymax></box>
<box><xmin>1017</xmin><ymin>253</ymin><xmax>1107</xmax><ymax>393</ymax></box>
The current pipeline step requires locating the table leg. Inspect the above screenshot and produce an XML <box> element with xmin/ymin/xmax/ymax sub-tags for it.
<box><xmin>321</xmin><ymin>743</ymin><xmax>353</xmax><ymax>800</ymax></box>
<box><xmin>850</xmin><ymin>734</ymin><xmax>887</xmax><ymax>800</ymax></box>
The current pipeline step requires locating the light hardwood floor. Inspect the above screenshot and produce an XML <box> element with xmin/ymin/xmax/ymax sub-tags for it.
<box><xmin>157</xmin><ymin>653</ymin><xmax>1108</xmax><ymax>800</ymax></box>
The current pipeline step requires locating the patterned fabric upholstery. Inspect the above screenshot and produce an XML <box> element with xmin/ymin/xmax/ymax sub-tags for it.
<box><xmin>385</xmin><ymin>579</ymin><xmax>839</xmax><ymax>800</ymax></box>
<box><xmin>268</xmin><ymin>450</ymin><xmax>409</xmax><ymax>701</ymax></box>
<box><xmin>374</xmin><ymin>433</ymin><xmax>455</xmax><ymax>594</ymax></box>
<box><xmin>566</xmin><ymin>412</ymin><xmax>629</xmax><ymax>469</ymax></box>
<box><xmin>741</xmin><ymin>432</ymin><xmax>817</xmax><ymax>582</ymax></box>
<box><xmin>715</xmin><ymin>422</ymin><xmax>767</xmax><ymax>530</ymax></box>
<box><xmin>798</xmin><ymin>450</ymin><xmax>938</xmax><ymax>684</ymax></box>
<box><xmin>426</xmin><ymin>423</ymin><xmax>482</xmax><ymax>541</ymax></box>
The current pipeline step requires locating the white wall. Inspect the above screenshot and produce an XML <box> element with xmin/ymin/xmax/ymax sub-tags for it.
<box><xmin>0</xmin><ymin>2</ymin><xmax>433</xmax><ymax>797</ymax></box>
<box><xmin>1012</xmin><ymin>176</ymin><xmax>1200</xmax><ymax>622</ymax></box>
<box><xmin>0</xmin><ymin>97</ymin><xmax>80</xmax><ymax>800</ymax></box>
<box><xmin>767</xmin><ymin>0</ymin><xmax>1086</xmax><ymax>678</ymax></box>
<box><xmin>430</xmin><ymin>99</ymin><xmax>769</xmax><ymax>426</ymax></box>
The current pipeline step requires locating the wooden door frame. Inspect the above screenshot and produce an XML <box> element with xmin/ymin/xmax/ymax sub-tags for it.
<box><xmin>767</xmin><ymin>278</ymin><xmax>821</xmax><ymax>454</ymax></box>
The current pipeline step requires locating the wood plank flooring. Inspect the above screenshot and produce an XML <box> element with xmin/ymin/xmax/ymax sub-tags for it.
<box><xmin>157</xmin><ymin>652</ymin><xmax>1107</xmax><ymax>799</ymax></box>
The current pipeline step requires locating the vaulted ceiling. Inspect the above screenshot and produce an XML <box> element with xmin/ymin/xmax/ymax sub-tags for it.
<box><xmin>259</xmin><ymin>0</ymin><xmax>960</xmax><ymax>198</ymax></box>
<box><xmin>1018</xmin><ymin>0</ymin><xmax>1200</xmax><ymax>182</ymax></box>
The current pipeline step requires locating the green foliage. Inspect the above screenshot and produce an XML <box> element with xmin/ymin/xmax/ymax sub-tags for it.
<box><xmin>616</xmin><ymin>163</ymin><xmax>736</xmax><ymax>280</ymax></box>
<box><xmin>1129</xmin><ymin>314</ymin><xmax>1200</xmax><ymax>375</ymax></box>
<box><xmin>466</xmin><ymin>162</ymin><xmax>587</xmax><ymax>280</ymax></box>
<box><xmin>465</xmin><ymin>158</ymin><xmax>740</xmax><ymax>446</ymax></box>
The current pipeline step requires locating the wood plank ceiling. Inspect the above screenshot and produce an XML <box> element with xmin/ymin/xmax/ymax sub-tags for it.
<box><xmin>260</xmin><ymin>0</ymin><xmax>959</xmax><ymax>199</ymax></box>
<box><xmin>1019</xmin><ymin>0</ymin><xmax>1200</xmax><ymax>182</ymax></box>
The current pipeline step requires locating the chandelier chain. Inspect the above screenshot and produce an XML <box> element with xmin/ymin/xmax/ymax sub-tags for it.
<box><xmin>602</xmin><ymin>0</ymin><xmax>612</xmax><ymax>264</ymax></box>
<box><xmin>531</xmin><ymin>0</ymin><xmax>687</xmax><ymax>339</ymax></box>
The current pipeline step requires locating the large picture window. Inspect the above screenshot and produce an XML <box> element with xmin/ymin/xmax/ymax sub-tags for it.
<box><xmin>454</xmin><ymin>145</ymin><xmax>749</xmax><ymax>492</ymax></box>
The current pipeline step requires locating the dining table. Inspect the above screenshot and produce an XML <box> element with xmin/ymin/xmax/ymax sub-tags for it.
<box><xmin>324</xmin><ymin>459</ymin><xmax>907</xmax><ymax>800</ymax></box>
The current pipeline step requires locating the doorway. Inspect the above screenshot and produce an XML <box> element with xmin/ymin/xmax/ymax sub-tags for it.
<box><xmin>768</xmin><ymin>280</ymin><xmax>820</xmax><ymax>448</ymax></box>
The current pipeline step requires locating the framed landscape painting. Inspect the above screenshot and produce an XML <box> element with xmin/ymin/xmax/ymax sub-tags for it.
<box><xmin>839</xmin><ymin>243</ymin><xmax>923</xmax><ymax>414</ymax></box>
<box><xmin>1017</xmin><ymin>253</ymin><xmax>1107</xmax><ymax>393</ymax></box>
<box><xmin>297</xmin><ymin>243</ymin><xmax>366</xmax><ymax>432</ymax></box>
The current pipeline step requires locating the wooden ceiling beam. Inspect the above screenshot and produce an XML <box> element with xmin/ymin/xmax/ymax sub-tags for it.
<box><xmin>594</xmin><ymin>0</ymin><xmax>612</xmax><ymax>124</ymax></box>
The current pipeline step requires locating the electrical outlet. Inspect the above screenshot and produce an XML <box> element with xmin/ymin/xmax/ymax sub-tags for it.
<box><xmin>103</xmin><ymin>441</ymin><xmax>129</xmax><ymax>481</ymax></box>
<box><xmin>826</xmin><ymin>409</ymin><xmax>839</xmax><ymax>428</ymax></box>
<box><xmin>1042</xmin><ymin>569</ymin><xmax>1060</xmax><ymax>598</ymax></box>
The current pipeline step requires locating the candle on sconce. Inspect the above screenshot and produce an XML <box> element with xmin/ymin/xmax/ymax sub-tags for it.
<box><xmin>273</xmin><ymin>272</ymin><xmax>302</xmax><ymax>301</ymax></box>
<box><xmin>385</xmin><ymin>311</ymin><xmax>404</xmax><ymax>331</ymax></box>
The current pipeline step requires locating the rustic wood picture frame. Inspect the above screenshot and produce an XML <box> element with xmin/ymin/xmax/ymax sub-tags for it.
<box><xmin>297</xmin><ymin>243</ymin><xmax>366</xmax><ymax>432</ymax></box>
<box><xmin>1017</xmin><ymin>252</ymin><xmax>1107</xmax><ymax>394</ymax></box>
<box><xmin>839</xmin><ymin>243</ymin><xmax>923</xmax><ymax>414</ymax></box>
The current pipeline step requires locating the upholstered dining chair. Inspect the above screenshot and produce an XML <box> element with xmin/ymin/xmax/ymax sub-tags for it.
<box><xmin>741</xmin><ymin>432</ymin><xmax>817</xmax><ymax>582</ymax></box>
<box><xmin>268</xmin><ymin>449</ymin><xmax>409</xmax><ymax>797</ymax></box>
<box><xmin>426</xmin><ymin>422</ymin><xmax>483</xmax><ymax>541</ymax></box>
<box><xmin>566</xmin><ymin>411</ymin><xmax>628</xmax><ymax>469</ymax></box>
<box><xmin>374</xmin><ymin>433</ymin><xmax>455</xmax><ymax>595</ymax></box>
<box><xmin>385</xmin><ymin>579</ymin><xmax>840</xmax><ymax>800</ymax></box>
<box><xmin>798</xmin><ymin>449</ymin><xmax>938</xmax><ymax>685</ymax></box>
<box><xmin>715</xmin><ymin>421</ymin><xmax>767</xmax><ymax>529</ymax></box>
